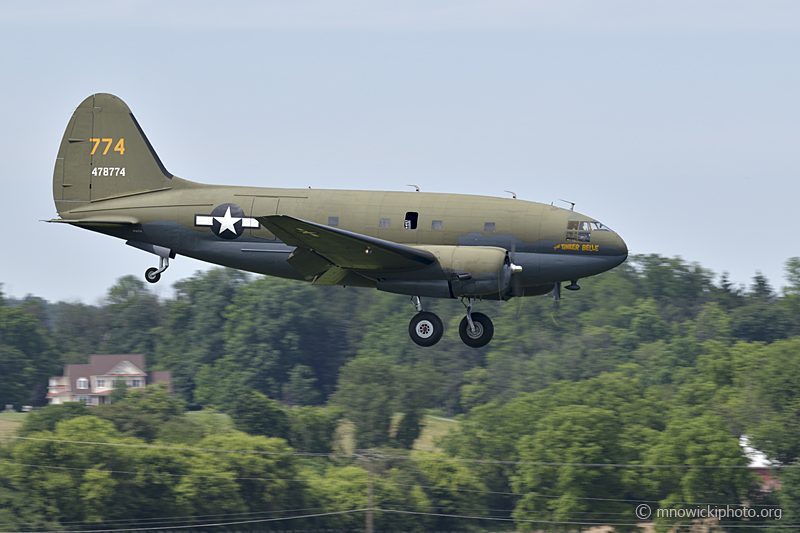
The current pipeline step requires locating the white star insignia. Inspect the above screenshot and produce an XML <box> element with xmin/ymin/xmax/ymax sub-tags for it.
<box><xmin>214</xmin><ymin>206</ymin><xmax>242</xmax><ymax>235</ymax></box>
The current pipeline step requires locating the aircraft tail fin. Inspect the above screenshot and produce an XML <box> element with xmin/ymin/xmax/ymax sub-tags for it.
<box><xmin>53</xmin><ymin>94</ymin><xmax>174</xmax><ymax>214</ymax></box>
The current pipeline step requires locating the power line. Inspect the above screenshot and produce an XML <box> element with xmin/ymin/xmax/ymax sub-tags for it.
<box><xmin>1</xmin><ymin>509</ymin><xmax>369</xmax><ymax>533</ymax></box>
<box><xmin>4</xmin><ymin>457</ymin><xmax>788</xmax><ymax>510</ymax></box>
<box><xmin>0</xmin><ymin>506</ymin><xmax>356</xmax><ymax>529</ymax></box>
<box><xmin>378</xmin><ymin>509</ymin><xmax>798</xmax><ymax>528</ymax></box>
<box><xmin>2</xmin><ymin>434</ymin><xmax>786</xmax><ymax>469</ymax></box>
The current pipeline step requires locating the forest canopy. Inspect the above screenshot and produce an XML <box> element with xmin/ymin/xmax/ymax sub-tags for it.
<box><xmin>1</xmin><ymin>254</ymin><xmax>799</xmax><ymax>531</ymax></box>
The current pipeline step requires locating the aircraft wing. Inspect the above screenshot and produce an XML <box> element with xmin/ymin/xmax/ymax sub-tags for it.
<box><xmin>256</xmin><ymin>215</ymin><xmax>436</xmax><ymax>276</ymax></box>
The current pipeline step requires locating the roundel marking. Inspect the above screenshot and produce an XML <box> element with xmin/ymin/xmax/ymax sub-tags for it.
<box><xmin>194</xmin><ymin>203</ymin><xmax>260</xmax><ymax>240</ymax></box>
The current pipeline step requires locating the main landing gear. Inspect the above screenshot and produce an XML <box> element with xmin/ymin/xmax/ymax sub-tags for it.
<box><xmin>144</xmin><ymin>255</ymin><xmax>170</xmax><ymax>284</ymax></box>
<box><xmin>408</xmin><ymin>296</ymin><xmax>494</xmax><ymax>348</ymax></box>
<box><xmin>458</xmin><ymin>298</ymin><xmax>494</xmax><ymax>348</ymax></box>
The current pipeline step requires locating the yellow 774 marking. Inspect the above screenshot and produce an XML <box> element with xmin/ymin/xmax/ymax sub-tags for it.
<box><xmin>89</xmin><ymin>138</ymin><xmax>125</xmax><ymax>155</ymax></box>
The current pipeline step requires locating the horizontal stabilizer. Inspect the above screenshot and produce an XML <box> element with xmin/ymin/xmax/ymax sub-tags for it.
<box><xmin>45</xmin><ymin>215</ymin><xmax>139</xmax><ymax>225</ymax></box>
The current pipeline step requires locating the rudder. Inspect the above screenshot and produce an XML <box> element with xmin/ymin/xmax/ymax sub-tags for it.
<box><xmin>53</xmin><ymin>94</ymin><xmax>173</xmax><ymax>214</ymax></box>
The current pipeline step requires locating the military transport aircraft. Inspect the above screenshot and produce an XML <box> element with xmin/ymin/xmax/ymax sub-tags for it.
<box><xmin>49</xmin><ymin>94</ymin><xmax>627</xmax><ymax>348</ymax></box>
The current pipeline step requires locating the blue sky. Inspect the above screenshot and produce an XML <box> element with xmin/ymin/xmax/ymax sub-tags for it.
<box><xmin>1</xmin><ymin>1</ymin><xmax>798</xmax><ymax>303</ymax></box>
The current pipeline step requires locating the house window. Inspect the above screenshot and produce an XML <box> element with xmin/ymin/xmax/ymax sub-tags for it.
<box><xmin>328</xmin><ymin>216</ymin><xmax>339</xmax><ymax>226</ymax></box>
<box><xmin>404</xmin><ymin>212</ymin><xmax>418</xmax><ymax>230</ymax></box>
<box><xmin>75</xmin><ymin>396</ymin><xmax>90</xmax><ymax>404</ymax></box>
<box><xmin>132</xmin><ymin>379</ymin><xmax>142</xmax><ymax>388</ymax></box>
<box><xmin>379</xmin><ymin>218</ymin><xmax>391</xmax><ymax>228</ymax></box>
<box><xmin>97</xmin><ymin>379</ymin><xmax>105</xmax><ymax>388</ymax></box>
<box><xmin>77</xmin><ymin>378</ymin><xmax>88</xmax><ymax>389</ymax></box>
<box><xmin>484</xmin><ymin>222</ymin><xmax>496</xmax><ymax>232</ymax></box>
<box><xmin>432</xmin><ymin>220</ymin><xmax>443</xmax><ymax>230</ymax></box>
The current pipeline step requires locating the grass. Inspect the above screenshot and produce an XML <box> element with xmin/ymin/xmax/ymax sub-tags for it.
<box><xmin>0</xmin><ymin>411</ymin><xmax>27</xmax><ymax>436</ymax></box>
<box><xmin>413</xmin><ymin>414</ymin><xmax>460</xmax><ymax>454</ymax></box>
<box><xmin>185</xmin><ymin>409</ymin><xmax>235</xmax><ymax>434</ymax></box>
<box><xmin>333</xmin><ymin>412</ymin><xmax>460</xmax><ymax>455</ymax></box>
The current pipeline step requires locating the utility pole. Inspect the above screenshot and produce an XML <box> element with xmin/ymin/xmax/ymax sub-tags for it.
<box><xmin>357</xmin><ymin>450</ymin><xmax>381</xmax><ymax>533</ymax></box>
<box><xmin>366</xmin><ymin>456</ymin><xmax>374</xmax><ymax>533</ymax></box>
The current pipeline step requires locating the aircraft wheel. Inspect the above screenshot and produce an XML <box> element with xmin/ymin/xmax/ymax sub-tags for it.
<box><xmin>459</xmin><ymin>312</ymin><xmax>494</xmax><ymax>348</ymax></box>
<box><xmin>144</xmin><ymin>267</ymin><xmax>161</xmax><ymax>284</ymax></box>
<box><xmin>409</xmin><ymin>312</ymin><xmax>444</xmax><ymax>347</ymax></box>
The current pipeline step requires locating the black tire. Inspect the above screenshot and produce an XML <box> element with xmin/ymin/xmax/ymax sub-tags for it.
<box><xmin>144</xmin><ymin>267</ymin><xmax>161</xmax><ymax>284</ymax></box>
<box><xmin>409</xmin><ymin>312</ymin><xmax>444</xmax><ymax>347</ymax></box>
<box><xmin>459</xmin><ymin>312</ymin><xmax>494</xmax><ymax>348</ymax></box>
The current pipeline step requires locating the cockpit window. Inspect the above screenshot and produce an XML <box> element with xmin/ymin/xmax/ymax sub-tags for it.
<box><xmin>566</xmin><ymin>219</ymin><xmax>612</xmax><ymax>241</ymax></box>
<box><xmin>591</xmin><ymin>221</ymin><xmax>612</xmax><ymax>232</ymax></box>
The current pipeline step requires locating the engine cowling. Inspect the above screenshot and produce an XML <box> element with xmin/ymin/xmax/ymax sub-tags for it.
<box><xmin>421</xmin><ymin>245</ymin><xmax>513</xmax><ymax>297</ymax></box>
<box><xmin>375</xmin><ymin>245</ymin><xmax>521</xmax><ymax>298</ymax></box>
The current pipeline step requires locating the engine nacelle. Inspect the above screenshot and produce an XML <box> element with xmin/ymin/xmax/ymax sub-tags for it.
<box><xmin>375</xmin><ymin>246</ymin><xmax>520</xmax><ymax>298</ymax></box>
<box><xmin>429</xmin><ymin>245</ymin><xmax>517</xmax><ymax>296</ymax></box>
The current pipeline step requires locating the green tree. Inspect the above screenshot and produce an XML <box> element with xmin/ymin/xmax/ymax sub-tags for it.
<box><xmin>287</xmin><ymin>406</ymin><xmax>342</xmax><ymax>454</ymax></box>
<box><xmin>334</xmin><ymin>356</ymin><xmax>397</xmax><ymax>449</ymax></box>
<box><xmin>100</xmin><ymin>275</ymin><xmax>163</xmax><ymax>356</ymax></box>
<box><xmin>284</xmin><ymin>364</ymin><xmax>321</xmax><ymax>406</ymax></box>
<box><xmin>227</xmin><ymin>389</ymin><xmax>290</xmax><ymax>440</ymax></box>
<box><xmin>784</xmin><ymin>257</ymin><xmax>800</xmax><ymax>296</ymax></box>
<box><xmin>17</xmin><ymin>402</ymin><xmax>90</xmax><ymax>436</ymax></box>
<box><xmin>644</xmin><ymin>414</ymin><xmax>756</xmax><ymax>530</ymax></box>
<box><xmin>511</xmin><ymin>405</ymin><xmax>632</xmax><ymax>532</ymax></box>
<box><xmin>109</xmin><ymin>378</ymin><xmax>128</xmax><ymax>403</ymax></box>
<box><xmin>0</xmin><ymin>303</ymin><xmax>58</xmax><ymax>407</ymax></box>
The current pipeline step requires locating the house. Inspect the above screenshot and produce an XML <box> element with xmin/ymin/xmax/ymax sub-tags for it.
<box><xmin>47</xmin><ymin>354</ymin><xmax>172</xmax><ymax>406</ymax></box>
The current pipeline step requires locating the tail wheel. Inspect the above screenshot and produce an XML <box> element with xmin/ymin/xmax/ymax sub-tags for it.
<box><xmin>144</xmin><ymin>267</ymin><xmax>161</xmax><ymax>284</ymax></box>
<box><xmin>409</xmin><ymin>312</ymin><xmax>444</xmax><ymax>347</ymax></box>
<box><xmin>459</xmin><ymin>312</ymin><xmax>494</xmax><ymax>348</ymax></box>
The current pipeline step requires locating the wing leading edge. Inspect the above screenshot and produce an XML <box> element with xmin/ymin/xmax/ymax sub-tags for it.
<box><xmin>256</xmin><ymin>215</ymin><xmax>436</xmax><ymax>284</ymax></box>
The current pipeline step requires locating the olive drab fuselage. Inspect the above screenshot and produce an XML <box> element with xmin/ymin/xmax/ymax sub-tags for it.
<box><xmin>50</xmin><ymin>94</ymin><xmax>628</xmax><ymax>347</ymax></box>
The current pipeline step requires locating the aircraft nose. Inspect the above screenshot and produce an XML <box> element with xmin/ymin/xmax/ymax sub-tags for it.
<box><xmin>614</xmin><ymin>232</ymin><xmax>628</xmax><ymax>258</ymax></box>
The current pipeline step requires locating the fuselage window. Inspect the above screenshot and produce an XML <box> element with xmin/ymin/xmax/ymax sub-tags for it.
<box><xmin>578</xmin><ymin>232</ymin><xmax>591</xmax><ymax>242</ymax></box>
<box><xmin>379</xmin><ymin>218</ymin><xmax>391</xmax><ymax>228</ymax></box>
<box><xmin>566</xmin><ymin>231</ymin><xmax>577</xmax><ymax>241</ymax></box>
<box><xmin>432</xmin><ymin>220</ymin><xmax>443</xmax><ymax>230</ymax></box>
<box><xmin>484</xmin><ymin>222</ymin><xmax>496</xmax><ymax>232</ymax></box>
<box><xmin>328</xmin><ymin>216</ymin><xmax>339</xmax><ymax>227</ymax></box>
<box><xmin>579</xmin><ymin>221</ymin><xmax>592</xmax><ymax>231</ymax></box>
<box><xmin>567</xmin><ymin>220</ymin><xmax>580</xmax><ymax>230</ymax></box>
<box><xmin>404</xmin><ymin>212</ymin><xmax>418</xmax><ymax>230</ymax></box>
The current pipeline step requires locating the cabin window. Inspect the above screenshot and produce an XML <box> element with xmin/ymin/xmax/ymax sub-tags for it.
<box><xmin>484</xmin><ymin>222</ymin><xmax>496</xmax><ymax>232</ymax></box>
<box><xmin>77</xmin><ymin>378</ymin><xmax>88</xmax><ymax>389</ymax></box>
<box><xmin>432</xmin><ymin>220</ymin><xmax>443</xmax><ymax>230</ymax></box>
<box><xmin>566</xmin><ymin>231</ymin><xmax>577</xmax><ymax>241</ymax></box>
<box><xmin>379</xmin><ymin>218</ymin><xmax>391</xmax><ymax>228</ymax></box>
<box><xmin>328</xmin><ymin>216</ymin><xmax>339</xmax><ymax>227</ymax></box>
<box><xmin>578</xmin><ymin>232</ymin><xmax>591</xmax><ymax>242</ymax></box>
<box><xmin>404</xmin><ymin>212</ymin><xmax>418</xmax><ymax>230</ymax></box>
<box><xmin>579</xmin><ymin>221</ymin><xmax>592</xmax><ymax>231</ymax></box>
<box><xmin>567</xmin><ymin>220</ymin><xmax>579</xmax><ymax>230</ymax></box>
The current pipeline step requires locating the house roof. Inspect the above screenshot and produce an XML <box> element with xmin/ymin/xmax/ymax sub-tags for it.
<box><xmin>64</xmin><ymin>355</ymin><xmax>147</xmax><ymax>394</ymax></box>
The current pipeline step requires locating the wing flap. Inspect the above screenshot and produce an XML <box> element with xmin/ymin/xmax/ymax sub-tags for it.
<box><xmin>257</xmin><ymin>215</ymin><xmax>436</xmax><ymax>272</ymax></box>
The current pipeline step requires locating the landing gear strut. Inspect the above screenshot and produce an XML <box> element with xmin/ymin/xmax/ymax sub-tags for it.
<box><xmin>408</xmin><ymin>297</ymin><xmax>444</xmax><ymax>347</ymax></box>
<box><xmin>144</xmin><ymin>255</ymin><xmax>169</xmax><ymax>284</ymax></box>
<box><xmin>458</xmin><ymin>298</ymin><xmax>494</xmax><ymax>348</ymax></box>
